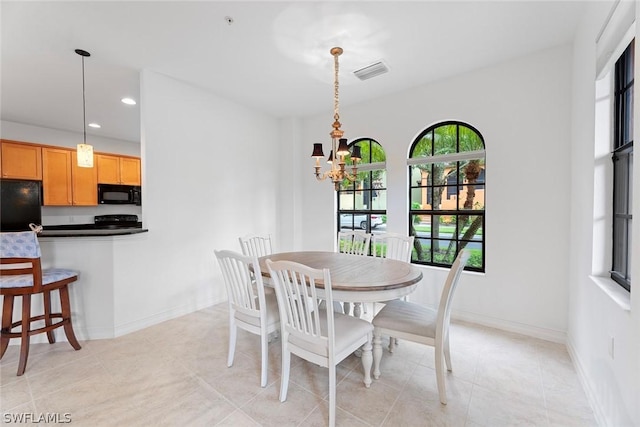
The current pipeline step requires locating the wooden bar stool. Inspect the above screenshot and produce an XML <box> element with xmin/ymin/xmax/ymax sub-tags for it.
<box><xmin>1</xmin><ymin>231</ymin><xmax>81</xmax><ymax>376</ymax></box>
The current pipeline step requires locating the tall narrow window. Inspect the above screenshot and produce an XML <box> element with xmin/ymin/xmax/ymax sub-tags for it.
<box><xmin>337</xmin><ymin>139</ymin><xmax>386</xmax><ymax>238</ymax></box>
<box><xmin>612</xmin><ymin>39</ymin><xmax>634</xmax><ymax>291</ymax></box>
<box><xmin>408</xmin><ymin>121</ymin><xmax>486</xmax><ymax>271</ymax></box>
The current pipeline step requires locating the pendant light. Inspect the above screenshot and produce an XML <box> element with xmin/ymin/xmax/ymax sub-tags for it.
<box><xmin>75</xmin><ymin>49</ymin><xmax>93</xmax><ymax>168</ymax></box>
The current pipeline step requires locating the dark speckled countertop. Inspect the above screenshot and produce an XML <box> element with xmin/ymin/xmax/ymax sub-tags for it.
<box><xmin>38</xmin><ymin>223</ymin><xmax>148</xmax><ymax>238</ymax></box>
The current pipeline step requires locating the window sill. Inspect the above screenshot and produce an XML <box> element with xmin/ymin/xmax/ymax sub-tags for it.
<box><xmin>589</xmin><ymin>275</ymin><xmax>631</xmax><ymax>312</ymax></box>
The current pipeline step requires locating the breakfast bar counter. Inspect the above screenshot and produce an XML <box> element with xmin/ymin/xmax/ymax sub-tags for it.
<box><xmin>39</xmin><ymin>227</ymin><xmax>148</xmax><ymax>237</ymax></box>
<box><xmin>31</xmin><ymin>230</ymin><xmax>151</xmax><ymax>342</ymax></box>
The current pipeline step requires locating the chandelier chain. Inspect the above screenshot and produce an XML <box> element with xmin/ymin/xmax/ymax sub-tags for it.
<box><xmin>334</xmin><ymin>50</ymin><xmax>340</xmax><ymax>122</ymax></box>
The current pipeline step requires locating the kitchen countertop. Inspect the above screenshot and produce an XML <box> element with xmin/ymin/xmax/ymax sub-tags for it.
<box><xmin>38</xmin><ymin>223</ymin><xmax>148</xmax><ymax>237</ymax></box>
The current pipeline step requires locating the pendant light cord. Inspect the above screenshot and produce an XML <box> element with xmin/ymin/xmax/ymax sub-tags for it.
<box><xmin>75</xmin><ymin>48</ymin><xmax>90</xmax><ymax>144</ymax></box>
<box><xmin>81</xmin><ymin>55</ymin><xmax>87</xmax><ymax>145</ymax></box>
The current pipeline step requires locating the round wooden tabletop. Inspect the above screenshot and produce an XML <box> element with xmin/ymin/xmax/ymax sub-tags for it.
<box><xmin>258</xmin><ymin>251</ymin><xmax>423</xmax><ymax>303</ymax></box>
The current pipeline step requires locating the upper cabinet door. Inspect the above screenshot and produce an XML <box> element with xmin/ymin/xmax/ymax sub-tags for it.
<box><xmin>96</xmin><ymin>154</ymin><xmax>121</xmax><ymax>184</ymax></box>
<box><xmin>42</xmin><ymin>147</ymin><xmax>73</xmax><ymax>205</ymax></box>
<box><xmin>71</xmin><ymin>151</ymin><xmax>98</xmax><ymax>206</ymax></box>
<box><xmin>120</xmin><ymin>157</ymin><xmax>141</xmax><ymax>186</ymax></box>
<box><xmin>97</xmin><ymin>154</ymin><xmax>141</xmax><ymax>185</ymax></box>
<box><xmin>1</xmin><ymin>140</ymin><xmax>43</xmax><ymax>180</ymax></box>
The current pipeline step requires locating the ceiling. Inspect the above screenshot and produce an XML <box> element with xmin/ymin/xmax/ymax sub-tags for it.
<box><xmin>1</xmin><ymin>1</ymin><xmax>588</xmax><ymax>143</ymax></box>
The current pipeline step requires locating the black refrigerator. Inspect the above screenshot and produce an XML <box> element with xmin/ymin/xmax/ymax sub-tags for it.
<box><xmin>0</xmin><ymin>179</ymin><xmax>42</xmax><ymax>231</ymax></box>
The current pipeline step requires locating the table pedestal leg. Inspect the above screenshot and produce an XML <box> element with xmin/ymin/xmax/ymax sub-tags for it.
<box><xmin>361</xmin><ymin>338</ymin><xmax>372</xmax><ymax>388</ymax></box>
<box><xmin>343</xmin><ymin>302</ymin><xmax>351</xmax><ymax>316</ymax></box>
<box><xmin>353</xmin><ymin>302</ymin><xmax>362</xmax><ymax>318</ymax></box>
<box><xmin>373</xmin><ymin>334</ymin><xmax>382</xmax><ymax>379</ymax></box>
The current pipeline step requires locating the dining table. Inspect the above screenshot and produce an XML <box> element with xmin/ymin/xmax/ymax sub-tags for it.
<box><xmin>257</xmin><ymin>251</ymin><xmax>423</xmax><ymax>318</ymax></box>
<box><xmin>257</xmin><ymin>250</ymin><xmax>423</xmax><ymax>389</ymax></box>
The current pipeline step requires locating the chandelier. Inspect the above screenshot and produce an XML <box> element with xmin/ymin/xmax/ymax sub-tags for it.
<box><xmin>311</xmin><ymin>47</ymin><xmax>360</xmax><ymax>191</ymax></box>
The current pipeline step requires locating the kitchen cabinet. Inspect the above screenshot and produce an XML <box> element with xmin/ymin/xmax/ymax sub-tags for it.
<box><xmin>42</xmin><ymin>147</ymin><xmax>97</xmax><ymax>206</ymax></box>
<box><xmin>71</xmin><ymin>151</ymin><xmax>98</xmax><ymax>205</ymax></box>
<box><xmin>97</xmin><ymin>154</ymin><xmax>141</xmax><ymax>185</ymax></box>
<box><xmin>1</xmin><ymin>140</ymin><xmax>43</xmax><ymax>180</ymax></box>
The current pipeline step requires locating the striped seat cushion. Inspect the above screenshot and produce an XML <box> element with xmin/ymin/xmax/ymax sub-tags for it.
<box><xmin>0</xmin><ymin>268</ymin><xmax>78</xmax><ymax>289</ymax></box>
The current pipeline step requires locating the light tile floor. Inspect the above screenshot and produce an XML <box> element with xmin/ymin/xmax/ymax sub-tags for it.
<box><xmin>1</xmin><ymin>303</ymin><xmax>597</xmax><ymax>426</ymax></box>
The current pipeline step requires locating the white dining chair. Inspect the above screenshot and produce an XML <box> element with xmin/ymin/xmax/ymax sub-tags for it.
<box><xmin>239</xmin><ymin>233</ymin><xmax>273</xmax><ymax>258</ymax></box>
<box><xmin>370</xmin><ymin>232</ymin><xmax>416</xmax><ymax>346</ymax></box>
<box><xmin>215</xmin><ymin>249</ymin><xmax>280</xmax><ymax>388</ymax></box>
<box><xmin>239</xmin><ymin>233</ymin><xmax>277</xmax><ymax>298</ymax></box>
<box><xmin>266</xmin><ymin>258</ymin><xmax>373</xmax><ymax>427</ymax></box>
<box><xmin>371</xmin><ymin>232</ymin><xmax>414</xmax><ymax>262</ymax></box>
<box><xmin>337</xmin><ymin>230</ymin><xmax>371</xmax><ymax>256</ymax></box>
<box><xmin>372</xmin><ymin>249</ymin><xmax>470</xmax><ymax>404</ymax></box>
<box><xmin>337</xmin><ymin>230</ymin><xmax>371</xmax><ymax>316</ymax></box>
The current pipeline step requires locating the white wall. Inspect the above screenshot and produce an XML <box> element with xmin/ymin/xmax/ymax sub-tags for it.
<box><xmin>568</xmin><ymin>1</ymin><xmax>640</xmax><ymax>426</ymax></box>
<box><xmin>293</xmin><ymin>45</ymin><xmax>573</xmax><ymax>342</ymax></box>
<box><xmin>109</xmin><ymin>70</ymin><xmax>281</xmax><ymax>332</ymax></box>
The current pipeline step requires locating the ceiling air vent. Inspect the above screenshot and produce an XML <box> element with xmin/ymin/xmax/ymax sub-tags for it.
<box><xmin>353</xmin><ymin>61</ymin><xmax>389</xmax><ymax>81</ymax></box>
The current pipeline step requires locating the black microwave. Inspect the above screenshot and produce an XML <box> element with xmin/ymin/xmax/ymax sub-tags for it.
<box><xmin>98</xmin><ymin>184</ymin><xmax>141</xmax><ymax>205</ymax></box>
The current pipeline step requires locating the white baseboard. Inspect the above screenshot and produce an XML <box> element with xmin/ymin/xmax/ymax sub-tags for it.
<box><xmin>566</xmin><ymin>336</ymin><xmax>607</xmax><ymax>427</ymax></box>
<box><xmin>7</xmin><ymin>296</ymin><xmax>225</xmax><ymax>346</ymax></box>
<box><xmin>452</xmin><ymin>309</ymin><xmax>567</xmax><ymax>343</ymax></box>
<box><xmin>113</xmin><ymin>296</ymin><xmax>223</xmax><ymax>337</ymax></box>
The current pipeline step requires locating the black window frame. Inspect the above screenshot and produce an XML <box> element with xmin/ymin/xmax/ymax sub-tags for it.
<box><xmin>611</xmin><ymin>39</ymin><xmax>634</xmax><ymax>292</ymax></box>
<box><xmin>336</xmin><ymin>138</ymin><xmax>386</xmax><ymax>237</ymax></box>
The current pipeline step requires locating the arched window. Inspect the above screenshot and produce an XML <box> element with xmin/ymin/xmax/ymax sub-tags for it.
<box><xmin>408</xmin><ymin>121</ymin><xmax>486</xmax><ymax>271</ymax></box>
<box><xmin>337</xmin><ymin>138</ymin><xmax>386</xmax><ymax>236</ymax></box>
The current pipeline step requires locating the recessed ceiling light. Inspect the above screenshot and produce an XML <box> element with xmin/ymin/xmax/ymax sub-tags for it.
<box><xmin>121</xmin><ymin>97</ymin><xmax>136</xmax><ymax>105</ymax></box>
<box><xmin>88</xmin><ymin>123</ymin><xmax>101</xmax><ymax>128</ymax></box>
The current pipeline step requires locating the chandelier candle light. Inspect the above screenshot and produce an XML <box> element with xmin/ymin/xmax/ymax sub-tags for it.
<box><xmin>312</xmin><ymin>47</ymin><xmax>360</xmax><ymax>190</ymax></box>
<box><xmin>75</xmin><ymin>49</ymin><xmax>93</xmax><ymax>168</ymax></box>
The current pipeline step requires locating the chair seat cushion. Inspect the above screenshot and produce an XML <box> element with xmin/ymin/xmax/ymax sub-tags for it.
<box><xmin>329</xmin><ymin>311</ymin><xmax>373</xmax><ymax>353</ymax></box>
<box><xmin>289</xmin><ymin>310</ymin><xmax>373</xmax><ymax>356</ymax></box>
<box><xmin>0</xmin><ymin>268</ymin><xmax>78</xmax><ymax>289</ymax></box>
<box><xmin>234</xmin><ymin>291</ymin><xmax>280</xmax><ymax>327</ymax></box>
<box><xmin>373</xmin><ymin>299</ymin><xmax>437</xmax><ymax>339</ymax></box>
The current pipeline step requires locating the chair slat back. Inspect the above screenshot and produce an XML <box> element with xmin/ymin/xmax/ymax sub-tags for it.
<box><xmin>437</xmin><ymin>249</ymin><xmax>470</xmax><ymax>335</ymax></box>
<box><xmin>266</xmin><ymin>259</ymin><xmax>334</xmax><ymax>356</ymax></box>
<box><xmin>371</xmin><ymin>233</ymin><xmax>414</xmax><ymax>262</ymax></box>
<box><xmin>239</xmin><ymin>234</ymin><xmax>273</xmax><ymax>258</ymax></box>
<box><xmin>337</xmin><ymin>230</ymin><xmax>371</xmax><ymax>256</ymax></box>
<box><xmin>215</xmin><ymin>250</ymin><xmax>265</xmax><ymax>318</ymax></box>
